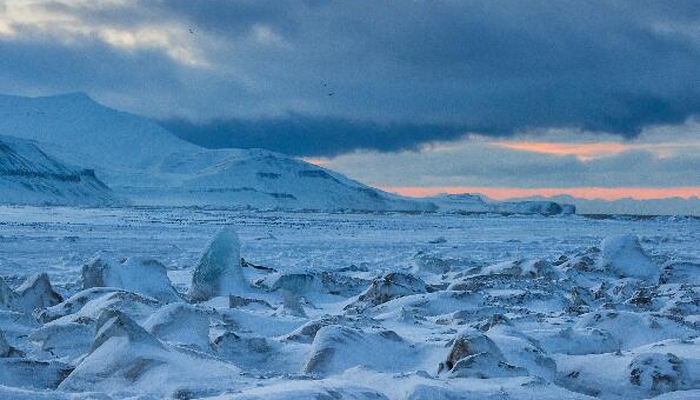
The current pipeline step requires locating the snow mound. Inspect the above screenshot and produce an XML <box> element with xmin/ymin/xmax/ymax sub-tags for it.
<box><xmin>541</xmin><ymin>327</ymin><xmax>620</xmax><ymax>355</ymax></box>
<box><xmin>303</xmin><ymin>326</ymin><xmax>419</xmax><ymax>375</ymax></box>
<box><xmin>59</xmin><ymin>309</ymin><xmax>242</xmax><ymax>397</ymax></box>
<box><xmin>82</xmin><ymin>253</ymin><xmax>181</xmax><ymax>303</ymax></box>
<box><xmin>143</xmin><ymin>302</ymin><xmax>211</xmax><ymax>351</ymax></box>
<box><xmin>575</xmin><ymin>310</ymin><xmax>695</xmax><ymax>349</ymax></box>
<box><xmin>600</xmin><ymin>234</ymin><xmax>658</xmax><ymax>281</ymax></box>
<box><xmin>189</xmin><ymin>227</ymin><xmax>246</xmax><ymax>301</ymax></box>
<box><xmin>204</xmin><ymin>380</ymin><xmax>390</xmax><ymax>400</ymax></box>
<box><xmin>29</xmin><ymin>319</ymin><xmax>94</xmax><ymax>361</ymax></box>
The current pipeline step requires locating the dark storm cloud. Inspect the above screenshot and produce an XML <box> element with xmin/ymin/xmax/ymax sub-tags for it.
<box><xmin>160</xmin><ymin>117</ymin><xmax>466</xmax><ymax>157</ymax></box>
<box><xmin>3</xmin><ymin>0</ymin><xmax>700</xmax><ymax>155</ymax></box>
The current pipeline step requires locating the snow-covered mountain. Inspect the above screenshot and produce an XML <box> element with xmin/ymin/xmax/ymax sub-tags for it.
<box><xmin>0</xmin><ymin>93</ymin><xmax>580</xmax><ymax>214</ymax></box>
<box><xmin>0</xmin><ymin>135</ymin><xmax>119</xmax><ymax>206</ymax></box>
<box><xmin>0</xmin><ymin>93</ymin><xmax>430</xmax><ymax>211</ymax></box>
<box><xmin>429</xmin><ymin>193</ymin><xmax>575</xmax><ymax>215</ymax></box>
<box><xmin>511</xmin><ymin>194</ymin><xmax>699</xmax><ymax>217</ymax></box>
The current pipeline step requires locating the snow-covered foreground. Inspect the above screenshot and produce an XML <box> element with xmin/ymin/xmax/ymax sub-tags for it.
<box><xmin>0</xmin><ymin>206</ymin><xmax>698</xmax><ymax>400</ymax></box>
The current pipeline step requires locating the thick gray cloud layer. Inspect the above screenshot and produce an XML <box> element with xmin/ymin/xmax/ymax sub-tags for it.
<box><xmin>160</xmin><ymin>117</ymin><xmax>466</xmax><ymax>157</ymax></box>
<box><xmin>2</xmin><ymin>0</ymin><xmax>700</xmax><ymax>156</ymax></box>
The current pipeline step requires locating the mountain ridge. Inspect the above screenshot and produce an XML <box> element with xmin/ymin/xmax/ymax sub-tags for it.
<box><xmin>0</xmin><ymin>93</ymin><xmax>431</xmax><ymax>211</ymax></box>
<box><xmin>0</xmin><ymin>134</ymin><xmax>121</xmax><ymax>206</ymax></box>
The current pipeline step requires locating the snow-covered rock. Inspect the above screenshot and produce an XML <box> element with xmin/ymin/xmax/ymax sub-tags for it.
<box><xmin>14</xmin><ymin>273</ymin><xmax>62</xmax><ymax>312</ymax></box>
<box><xmin>212</xmin><ymin>332</ymin><xmax>281</xmax><ymax>371</ymax></box>
<box><xmin>438</xmin><ymin>330</ymin><xmax>528</xmax><ymax>378</ymax></box>
<box><xmin>282</xmin><ymin>316</ymin><xmax>348</xmax><ymax>343</ymax></box>
<box><xmin>347</xmin><ymin>272</ymin><xmax>427</xmax><ymax>310</ymax></box>
<box><xmin>554</xmin><ymin>338</ymin><xmax>700</xmax><ymax>400</ymax></box>
<box><xmin>660</xmin><ymin>261</ymin><xmax>700</xmax><ymax>285</ymax></box>
<box><xmin>81</xmin><ymin>253</ymin><xmax>180</xmax><ymax>303</ymax></box>
<box><xmin>485</xmin><ymin>322</ymin><xmax>557</xmax><ymax>380</ymax></box>
<box><xmin>629</xmin><ymin>352</ymin><xmax>690</xmax><ymax>395</ymax></box>
<box><xmin>189</xmin><ymin>227</ymin><xmax>246</xmax><ymax>301</ymax></box>
<box><xmin>600</xmin><ymin>234</ymin><xmax>658</xmax><ymax>281</ymax></box>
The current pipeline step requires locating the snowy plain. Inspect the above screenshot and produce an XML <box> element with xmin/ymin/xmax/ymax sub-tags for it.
<box><xmin>0</xmin><ymin>206</ymin><xmax>698</xmax><ymax>400</ymax></box>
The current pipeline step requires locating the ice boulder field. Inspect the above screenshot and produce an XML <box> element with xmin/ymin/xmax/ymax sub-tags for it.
<box><xmin>0</xmin><ymin>206</ymin><xmax>697</xmax><ymax>399</ymax></box>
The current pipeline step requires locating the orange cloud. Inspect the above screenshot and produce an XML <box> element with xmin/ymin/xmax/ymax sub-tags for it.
<box><xmin>383</xmin><ymin>186</ymin><xmax>700</xmax><ymax>201</ymax></box>
<box><xmin>300</xmin><ymin>157</ymin><xmax>331</xmax><ymax>166</ymax></box>
<box><xmin>489</xmin><ymin>141</ymin><xmax>695</xmax><ymax>160</ymax></box>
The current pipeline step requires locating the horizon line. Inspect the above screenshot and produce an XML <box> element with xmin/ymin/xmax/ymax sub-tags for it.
<box><xmin>381</xmin><ymin>186</ymin><xmax>700</xmax><ymax>201</ymax></box>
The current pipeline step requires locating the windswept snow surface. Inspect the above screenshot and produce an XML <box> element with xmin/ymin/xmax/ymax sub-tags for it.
<box><xmin>0</xmin><ymin>206</ymin><xmax>697</xmax><ymax>399</ymax></box>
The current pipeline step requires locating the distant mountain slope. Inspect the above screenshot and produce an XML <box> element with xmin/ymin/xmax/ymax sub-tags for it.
<box><xmin>0</xmin><ymin>135</ymin><xmax>120</xmax><ymax>206</ymax></box>
<box><xmin>512</xmin><ymin>194</ymin><xmax>700</xmax><ymax>217</ymax></box>
<box><xmin>0</xmin><ymin>93</ymin><xmax>430</xmax><ymax>211</ymax></box>
<box><xmin>428</xmin><ymin>193</ymin><xmax>575</xmax><ymax>215</ymax></box>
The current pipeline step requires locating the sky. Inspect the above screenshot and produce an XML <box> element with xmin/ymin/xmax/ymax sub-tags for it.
<box><xmin>0</xmin><ymin>0</ymin><xmax>699</xmax><ymax>202</ymax></box>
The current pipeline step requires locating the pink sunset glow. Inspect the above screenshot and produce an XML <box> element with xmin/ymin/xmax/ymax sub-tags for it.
<box><xmin>488</xmin><ymin>141</ymin><xmax>696</xmax><ymax>160</ymax></box>
<box><xmin>383</xmin><ymin>186</ymin><xmax>700</xmax><ymax>201</ymax></box>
